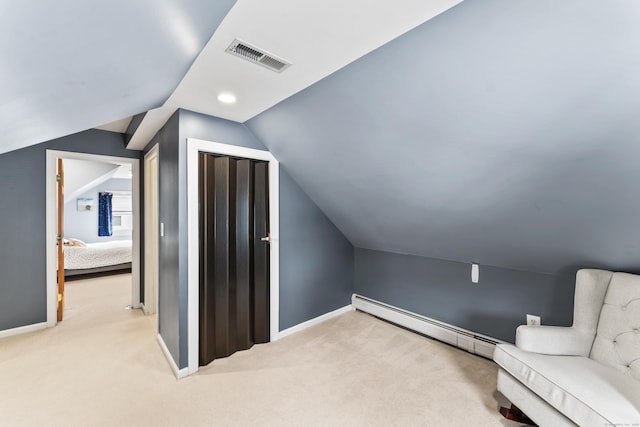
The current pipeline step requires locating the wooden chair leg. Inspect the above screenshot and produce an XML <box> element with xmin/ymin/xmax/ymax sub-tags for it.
<box><xmin>499</xmin><ymin>404</ymin><xmax>536</xmax><ymax>425</ymax></box>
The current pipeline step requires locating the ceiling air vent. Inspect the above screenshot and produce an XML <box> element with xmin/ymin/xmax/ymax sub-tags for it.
<box><xmin>226</xmin><ymin>39</ymin><xmax>291</xmax><ymax>73</ymax></box>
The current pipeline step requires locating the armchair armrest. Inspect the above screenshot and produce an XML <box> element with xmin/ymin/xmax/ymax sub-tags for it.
<box><xmin>515</xmin><ymin>325</ymin><xmax>594</xmax><ymax>356</ymax></box>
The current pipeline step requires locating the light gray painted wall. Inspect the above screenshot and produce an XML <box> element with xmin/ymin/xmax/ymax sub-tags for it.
<box><xmin>145</xmin><ymin>112</ymin><xmax>181</xmax><ymax>364</ymax></box>
<box><xmin>64</xmin><ymin>178</ymin><xmax>132</xmax><ymax>243</ymax></box>
<box><xmin>279</xmin><ymin>170</ymin><xmax>354</xmax><ymax>330</ymax></box>
<box><xmin>151</xmin><ymin>109</ymin><xmax>354</xmax><ymax>369</ymax></box>
<box><xmin>246</xmin><ymin>0</ymin><xmax>640</xmax><ymax>276</ymax></box>
<box><xmin>0</xmin><ymin>144</ymin><xmax>48</xmax><ymax>330</ymax></box>
<box><xmin>0</xmin><ymin>129</ymin><xmax>140</xmax><ymax>331</ymax></box>
<box><xmin>355</xmin><ymin>248</ymin><xmax>575</xmax><ymax>343</ymax></box>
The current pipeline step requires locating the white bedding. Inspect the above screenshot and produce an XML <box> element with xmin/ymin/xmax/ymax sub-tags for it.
<box><xmin>64</xmin><ymin>240</ymin><xmax>132</xmax><ymax>270</ymax></box>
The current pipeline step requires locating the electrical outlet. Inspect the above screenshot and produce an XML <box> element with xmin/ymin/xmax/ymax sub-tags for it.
<box><xmin>526</xmin><ymin>314</ymin><xmax>541</xmax><ymax>326</ymax></box>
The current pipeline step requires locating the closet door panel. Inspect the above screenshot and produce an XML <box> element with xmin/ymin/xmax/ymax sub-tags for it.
<box><xmin>253</xmin><ymin>161</ymin><xmax>270</xmax><ymax>344</ymax></box>
<box><xmin>213</xmin><ymin>156</ymin><xmax>233</xmax><ymax>359</ymax></box>
<box><xmin>199</xmin><ymin>154</ymin><xmax>218</xmax><ymax>365</ymax></box>
<box><xmin>235</xmin><ymin>159</ymin><xmax>253</xmax><ymax>350</ymax></box>
<box><xmin>199</xmin><ymin>154</ymin><xmax>271</xmax><ymax>365</ymax></box>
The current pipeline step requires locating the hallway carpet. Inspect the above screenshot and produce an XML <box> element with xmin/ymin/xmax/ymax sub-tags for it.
<box><xmin>0</xmin><ymin>274</ymin><xmax>523</xmax><ymax>426</ymax></box>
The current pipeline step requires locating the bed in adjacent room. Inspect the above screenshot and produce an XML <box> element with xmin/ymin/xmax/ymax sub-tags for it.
<box><xmin>63</xmin><ymin>239</ymin><xmax>132</xmax><ymax>278</ymax></box>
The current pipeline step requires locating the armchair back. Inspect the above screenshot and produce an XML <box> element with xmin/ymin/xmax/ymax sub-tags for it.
<box><xmin>589</xmin><ymin>272</ymin><xmax>640</xmax><ymax>381</ymax></box>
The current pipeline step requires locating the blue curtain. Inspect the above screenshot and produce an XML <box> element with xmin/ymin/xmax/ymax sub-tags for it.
<box><xmin>98</xmin><ymin>192</ymin><xmax>113</xmax><ymax>237</ymax></box>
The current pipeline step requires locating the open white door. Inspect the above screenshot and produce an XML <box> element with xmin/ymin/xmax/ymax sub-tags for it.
<box><xmin>143</xmin><ymin>145</ymin><xmax>159</xmax><ymax>318</ymax></box>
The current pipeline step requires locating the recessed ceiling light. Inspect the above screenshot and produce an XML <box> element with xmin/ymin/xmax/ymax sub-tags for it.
<box><xmin>217</xmin><ymin>93</ymin><xmax>236</xmax><ymax>104</ymax></box>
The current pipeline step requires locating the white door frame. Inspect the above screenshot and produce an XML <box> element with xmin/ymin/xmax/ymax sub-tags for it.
<box><xmin>186</xmin><ymin>138</ymin><xmax>280</xmax><ymax>375</ymax></box>
<box><xmin>143</xmin><ymin>144</ymin><xmax>159</xmax><ymax>325</ymax></box>
<box><xmin>45</xmin><ymin>150</ymin><xmax>141</xmax><ymax>327</ymax></box>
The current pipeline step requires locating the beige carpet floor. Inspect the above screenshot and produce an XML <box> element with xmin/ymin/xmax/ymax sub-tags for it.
<box><xmin>0</xmin><ymin>273</ymin><xmax>525</xmax><ymax>427</ymax></box>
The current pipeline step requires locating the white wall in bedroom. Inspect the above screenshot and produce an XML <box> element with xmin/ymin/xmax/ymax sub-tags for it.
<box><xmin>64</xmin><ymin>177</ymin><xmax>132</xmax><ymax>244</ymax></box>
<box><xmin>63</xmin><ymin>159</ymin><xmax>119</xmax><ymax>202</ymax></box>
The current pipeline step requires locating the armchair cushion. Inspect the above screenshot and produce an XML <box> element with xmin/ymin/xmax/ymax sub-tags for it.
<box><xmin>516</xmin><ymin>325</ymin><xmax>594</xmax><ymax>356</ymax></box>
<box><xmin>495</xmin><ymin>343</ymin><xmax>640</xmax><ymax>427</ymax></box>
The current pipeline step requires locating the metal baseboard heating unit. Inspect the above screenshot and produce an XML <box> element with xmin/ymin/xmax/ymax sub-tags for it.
<box><xmin>351</xmin><ymin>294</ymin><xmax>504</xmax><ymax>360</ymax></box>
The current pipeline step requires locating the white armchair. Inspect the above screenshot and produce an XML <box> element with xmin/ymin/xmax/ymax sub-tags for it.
<box><xmin>494</xmin><ymin>269</ymin><xmax>640</xmax><ymax>427</ymax></box>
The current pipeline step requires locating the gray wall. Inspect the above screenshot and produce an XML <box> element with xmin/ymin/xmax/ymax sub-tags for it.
<box><xmin>64</xmin><ymin>178</ymin><xmax>132</xmax><ymax>243</ymax></box>
<box><xmin>0</xmin><ymin>129</ymin><xmax>140</xmax><ymax>331</ymax></box>
<box><xmin>279</xmin><ymin>170</ymin><xmax>354</xmax><ymax>330</ymax></box>
<box><xmin>150</xmin><ymin>109</ymin><xmax>354</xmax><ymax>369</ymax></box>
<box><xmin>145</xmin><ymin>112</ymin><xmax>181</xmax><ymax>364</ymax></box>
<box><xmin>355</xmin><ymin>248</ymin><xmax>575</xmax><ymax>343</ymax></box>
<box><xmin>246</xmin><ymin>0</ymin><xmax>640</xmax><ymax>277</ymax></box>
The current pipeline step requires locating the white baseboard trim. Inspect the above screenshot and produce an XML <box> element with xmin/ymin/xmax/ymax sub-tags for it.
<box><xmin>157</xmin><ymin>334</ymin><xmax>188</xmax><ymax>379</ymax></box>
<box><xmin>278</xmin><ymin>305</ymin><xmax>353</xmax><ymax>339</ymax></box>
<box><xmin>0</xmin><ymin>322</ymin><xmax>47</xmax><ymax>339</ymax></box>
<box><xmin>140</xmin><ymin>302</ymin><xmax>152</xmax><ymax>316</ymax></box>
<box><xmin>352</xmin><ymin>294</ymin><xmax>504</xmax><ymax>360</ymax></box>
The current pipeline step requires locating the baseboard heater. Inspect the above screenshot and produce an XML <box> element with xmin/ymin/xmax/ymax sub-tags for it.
<box><xmin>351</xmin><ymin>294</ymin><xmax>504</xmax><ymax>360</ymax></box>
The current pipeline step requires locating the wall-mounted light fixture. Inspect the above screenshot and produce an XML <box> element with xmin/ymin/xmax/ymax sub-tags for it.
<box><xmin>471</xmin><ymin>263</ymin><xmax>479</xmax><ymax>283</ymax></box>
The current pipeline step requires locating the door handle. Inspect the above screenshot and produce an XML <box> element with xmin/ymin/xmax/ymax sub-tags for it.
<box><xmin>260</xmin><ymin>235</ymin><xmax>271</xmax><ymax>243</ymax></box>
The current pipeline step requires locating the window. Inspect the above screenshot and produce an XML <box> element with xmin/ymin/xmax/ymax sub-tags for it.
<box><xmin>110</xmin><ymin>190</ymin><xmax>132</xmax><ymax>235</ymax></box>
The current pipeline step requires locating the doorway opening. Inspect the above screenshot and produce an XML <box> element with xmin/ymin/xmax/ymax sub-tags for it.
<box><xmin>187</xmin><ymin>138</ymin><xmax>280</xmax><ymax>376</ymax></box>
<box><xmin>46</xmin><ymin>150</ymin><xmax>141</xmax><ymax>327</ymax></box>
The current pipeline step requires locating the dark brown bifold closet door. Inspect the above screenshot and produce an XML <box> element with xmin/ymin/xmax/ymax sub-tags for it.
<box><xmin>199</xmin><ymin>154</ymin><xmax>270</xmax><ymax>366</ymax></box>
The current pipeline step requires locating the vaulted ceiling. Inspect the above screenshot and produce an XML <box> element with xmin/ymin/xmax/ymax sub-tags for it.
<box><xmin>0</xmin><ymin>0</ymin><xmax>241</xmax><ymax>153</ymax></box>
<box><xmin>248</xmin><ymin>0</ymin><xmax>640</xmax><ymax>274</ymax></box>
<box><xmin>2</xmin><ymin>0</ymin><xmax>640</xmax><ymax>275</ymax></box>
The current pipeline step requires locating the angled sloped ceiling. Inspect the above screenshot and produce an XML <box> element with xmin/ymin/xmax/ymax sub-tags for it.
<box><xmin>0</xmin><ymin>0</ymin><xmax>236</xmax><ymax>154</ymax></box>
<box><xmin>62</xmin><ymin>159</ymin><xmax>120</xmax><ymax>203</ymax></box>
<box><xmin>247</xmin><ymin>0</ymin><xmax>640</xmax><ymax>275</ymax></box>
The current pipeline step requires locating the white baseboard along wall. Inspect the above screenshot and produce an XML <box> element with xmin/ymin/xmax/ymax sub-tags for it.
<box><xmin>278</xmin><ymin>305</ymin><xmax>353</xmax><ymax>339</ymax></box>
<box><xmin>0</xmin><ymin>322</ymin><xmax>47</xmax><ymax>339</ymax></box>
<box><xmin>351</xmin><ymin>294</ymin><xmax>504</xmax><ymax>359</ymax></box>
<box><xmin>156</xmin><ymin>295</ymin><xmax>501</xmax><ymax>379</ymax></box>
<box><xmin>157</xmin><ymin>334</ymin><xmax>188</xmax><ymax>379</ymax></box>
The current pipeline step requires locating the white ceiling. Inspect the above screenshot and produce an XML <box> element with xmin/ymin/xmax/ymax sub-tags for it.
<box><xmin>112</xmin><ymin>164</ymin><xmax>133</xmax><ymax>179</ymax></box>
<box><xmin>0</xmin><ymin>0</ymin><xmax>236</xmax><ymax>155</ymax></box>
<box><xmin>63</xmin><ymin>159</ymin><xmax>120</xmax><ymax>203</ymax></box>
<box><xmin>2</xmin><ymin>0</ymin><xmax>462</xmax><ymax>153</ymax></box>
<box><xmin>95</xmin><ymin>117</ymin><xmax>133</xmax><ymax>133</ymax></box>
<box><xmin>169</xmin><ymin>0</ymin><xmax>463</xmax><ymax>123</ymax></box>
<box><xmin>126</xmin><ymin>0</ymin><xmax>462</xmax><ymax>149</ymax></box>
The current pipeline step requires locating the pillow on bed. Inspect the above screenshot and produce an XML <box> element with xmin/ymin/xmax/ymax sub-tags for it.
<box><xmin>65</xmin><ymin>238</ymin><xmax>87</xmax><ymax>247</ymax></box>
